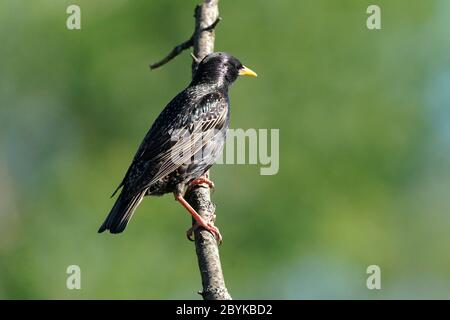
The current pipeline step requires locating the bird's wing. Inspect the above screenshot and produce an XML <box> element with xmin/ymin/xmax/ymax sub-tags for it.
<box><xmin>146</xmin><ymin>91</ymin><xmax>228</xmax><ymax>186</ymax></box>
<box><xmin>114</xmin><ymin>91</ymin><xmax>228</xmax><ymax>195</ymax></box>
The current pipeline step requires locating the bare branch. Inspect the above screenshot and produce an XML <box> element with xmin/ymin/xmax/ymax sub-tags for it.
<box><xmin>188</xmin><ymin>0</ymin><xmax>231</xmax><ymax>300</ymax></box>
<box><xmin>149</xmin><ymin>37</ymin><xmax>193</xmax><ymax>70</ymax></box>
<box><xmin>149</xmin><ymin>15</ymin><xmax>221</xmax><ymax>70</ymax></box>
<box><xmin>148</xmin><ymin>0</ymin><xmax>231</xmax><ymax>300</ymax></box>
<box><xmin>186</xmin><ymin>180</ymin><xmax>231</xmax><ymax>300</ymax></box>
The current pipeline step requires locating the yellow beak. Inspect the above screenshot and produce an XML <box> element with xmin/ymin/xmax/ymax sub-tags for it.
<box><xmin>238</xmin><ymin>66</ymin><xmax>258</xmax><ymax>77</ymax></box>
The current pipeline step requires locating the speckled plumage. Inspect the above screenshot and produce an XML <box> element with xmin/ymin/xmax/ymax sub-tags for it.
<box><xmin>99</xmin><ymin>52</ymin><xmax>251</xmax><ymax>234</ymax></box>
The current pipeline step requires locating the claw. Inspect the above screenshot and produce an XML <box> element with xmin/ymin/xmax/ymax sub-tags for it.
<box><xmin>186</xmin><ymin>221</ymin><xmax>222</xmax><ymax>244</ymax></box>
<box><xmin>176</xmin><ymin>193</ymin><xmax>222</xmax><ymax>245</ymax></box>
<box><xmin>206</xmin><ymin>223</ymin><xmax>222</xmax><ymax>244</ymax></box>
<box><xmin>186</xmin><ymin>225</ymin><xmax>197</xmax><ymax>241</ymax></box>
<box><xmin>189</xmin><ymin>178</ymin><xmax>215</xmax><ymax>192</ymax></box>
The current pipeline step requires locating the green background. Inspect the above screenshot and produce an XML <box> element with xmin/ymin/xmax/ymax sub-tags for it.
<box><xmin>1</xmin><ymin>0</ymin><xmax>449</xmax><ymax>299</ymax></box>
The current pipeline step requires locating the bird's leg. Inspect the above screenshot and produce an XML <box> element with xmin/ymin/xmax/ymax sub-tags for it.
<box><xmin>174</xmin><ymin>193</ymin><xmax>222</xmax><ymax>244</ymax></box>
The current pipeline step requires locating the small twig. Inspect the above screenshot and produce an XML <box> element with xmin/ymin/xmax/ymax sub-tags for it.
<box><xmin>190</xmin><ymin>52</ymin><xmax>202</xmax><ymax>64</ymax></box>
<box><xmin>201</xmin><ymin>17</ymin><xmax>222</xmax><ymax>32</ymax></box>
<box><xmin>149</xmin><ymin>16</ymin><xmax>221</xmax><ymax>70</ymax></box>
<box><xmin>149</xmin><ymin>37</ymin><xmax>193</xmax><ymax>70</ymax></box>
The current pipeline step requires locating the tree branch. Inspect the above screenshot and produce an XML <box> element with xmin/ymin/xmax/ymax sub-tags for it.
<box><xmin>149</xmin><ymin>0</ymin><xmax>231</xmax><ymax>300</ymax></box>
<box><xmin>149</xmin><ymin>15</ymin><xmax>221</xmax><ymax>70</ymax></box>
<box><xmin>149</xmin><ymin>37</ymin><xmax>193</xmax><ymax>70</ymax></box>
<box><xmin>188</xmin><ymin>0</ymin><xmax>231</xmax><ymax>301</ymax></box>
<box><xmin>186</xmin><ymin>173</ymin><xmax>231</xmax><ymax>300</ymax></box>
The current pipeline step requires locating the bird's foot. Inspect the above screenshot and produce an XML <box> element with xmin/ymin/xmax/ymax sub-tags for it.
<box><xmin>175</xmin><ymin>194</ymin><xmax>222</xmax><ymax>244</ymax></box>
<box><xmin>189</xmin><ymin>177</ymin><xmax>215</xmax><ymax>192</ymax></box>
<box><xmin>186</xmin><ymin>214</ymin><xmax>222</xmax><ymax>244</ymax></box>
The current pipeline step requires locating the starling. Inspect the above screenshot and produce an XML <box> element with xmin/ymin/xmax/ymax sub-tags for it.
<box><xmin>98</xmin><ymin>52</ymin><xmax>257</xmax><ymax>242</ymax></box>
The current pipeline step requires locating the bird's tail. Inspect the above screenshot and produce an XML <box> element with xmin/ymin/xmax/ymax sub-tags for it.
<box><xmin>98</xmin><ymin>189</ymin><xmax>147</xmax><ymax>234</ymax></box>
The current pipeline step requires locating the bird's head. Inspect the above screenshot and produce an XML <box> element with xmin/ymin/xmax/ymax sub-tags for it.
<box><xmin>192</xmin><ymin>52</ymin><xmax>257</xmax><ymax>87</ymax></box>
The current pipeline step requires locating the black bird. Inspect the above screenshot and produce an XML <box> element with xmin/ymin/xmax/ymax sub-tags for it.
<box><xmin>98</xmin><ymin>52</ymin><xmax>257</xmax><ymax>242</ymax></box>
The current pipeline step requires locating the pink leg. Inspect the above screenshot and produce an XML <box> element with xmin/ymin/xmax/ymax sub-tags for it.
<box><xmin>175</xmin><ymin>194</ymin><xmax>222</xmax><ymax>244</ymax></box>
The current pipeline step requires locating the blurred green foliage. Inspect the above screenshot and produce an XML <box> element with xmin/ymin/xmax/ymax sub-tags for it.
<box><xmin>0</xmin><ymin>0</ymin><xmax>449</xmax><ymax>299</ymax></box>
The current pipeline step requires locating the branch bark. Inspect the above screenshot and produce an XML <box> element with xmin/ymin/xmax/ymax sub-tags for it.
<box><xmin>150</xmin><ymin>0</ymin><xmax>231</xmax><ymax>300</ymax></box>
